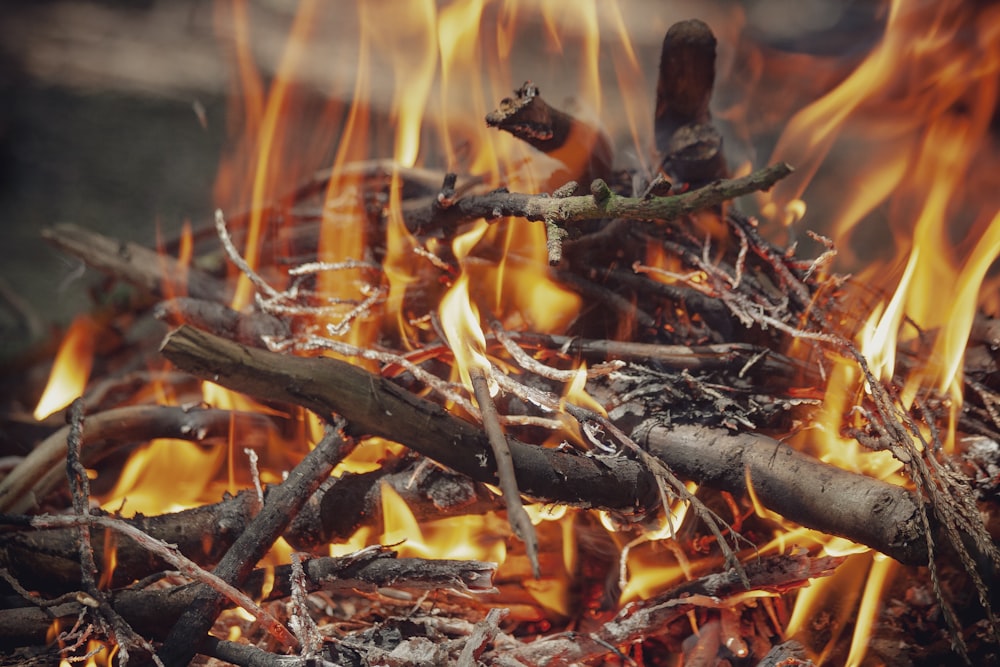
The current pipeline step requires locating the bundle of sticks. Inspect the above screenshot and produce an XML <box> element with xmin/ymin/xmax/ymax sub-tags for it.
<box><xmin>2</xmin><ymin>18</ymin><xmax>1000</xmax><ymax>667</ymax></box>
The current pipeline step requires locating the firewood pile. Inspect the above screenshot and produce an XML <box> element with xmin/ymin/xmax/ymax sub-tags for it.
<box><xmin>2</xmin><ymin>18</ymin><xmax>1000</xmax><ymax>667</ymax></box>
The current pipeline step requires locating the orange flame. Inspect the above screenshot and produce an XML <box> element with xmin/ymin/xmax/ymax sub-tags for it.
<box><xmin>34</xmin><ymin>314</ymin><xmax>98</xmax><ymax>421</ymax></box>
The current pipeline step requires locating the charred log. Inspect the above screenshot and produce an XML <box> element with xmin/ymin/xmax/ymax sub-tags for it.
<box><xmin>158</xmin><ymin>325</ymin><xmax>985</xmax><ymax>575</ymax></box>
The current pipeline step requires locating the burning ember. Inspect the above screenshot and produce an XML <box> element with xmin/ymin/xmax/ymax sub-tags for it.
<box><xmin>2</xmin><ymin>1</ymin><xmax>1000</xmax><ymax>665</ymax></box>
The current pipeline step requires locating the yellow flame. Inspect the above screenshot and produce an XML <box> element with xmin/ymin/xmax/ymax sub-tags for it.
<box><xmin>34</xmin><ymin>314</ymin><xmax>98</xmax><ymax>420</ymax></box>
<box><xmin>844</xmin><ymin>554</ymin><xmax>897</xmax><ymax>667</ymax></box>
<box><xmin>379</xmin><ymin>481</ymin><xmax>506</xmax><ymax>564</ymax></box>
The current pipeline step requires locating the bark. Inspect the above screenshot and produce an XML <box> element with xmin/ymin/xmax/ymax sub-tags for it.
<box><xmin>160</xmin><ymin>325</ymin><xmax>658</xmax><ymax>513</ymax></box>
<box><xmin>154</xmin><ymin>297</ymin><xmax>289</xmax><ymax>349</ymax></box>
<box><xmin>158</xmin><ymin>325</ymin><xmax>979</xmax><ymax>575</ymax></box>
<box><xmin>402</xmin><ymin>162</ymin><xmax>792</xmax><ymax>235</ymax></box>
<box><xmin>0</xmin><ymin>463</ymin><xmax>501</xmax><ymax>593</ymax></box>
<box><xmin>654</xmin><ymin>19</ymin><xmax>726</xmax><ymax>185</ymax></box>
<box><xmin>486</xmin><ymin>81</ymin><xmax>613</xmax><ymax>189</ymax></box>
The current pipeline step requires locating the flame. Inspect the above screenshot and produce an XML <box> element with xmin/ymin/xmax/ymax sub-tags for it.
<box><xmin>763</xmin><ymin>0</ymin><xmax>1000</xmax><ymax>439</ymax></box>
<box><xmin>379</xmin><ymin>481</ymin><xmax>506</xmax><ymax>564</ymax></box>
<box><xmin>34</xmin><ymin>314</ymin><xmax>98</xmax><ymax>420</ymax></box>
<box><xmin>440</xmin><ymin>223</ymin><xmax>493</xmax><ymax>389</ymax></box>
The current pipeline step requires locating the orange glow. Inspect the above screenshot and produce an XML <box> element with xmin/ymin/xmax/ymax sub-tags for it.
<box><xmin>33</xmin><ymin>314</ymin><xmax>98</xmax><ymax>421</ymax></box>
<box><xmin>379</xmin><ymin>481</ymin><xmax>506</xmax><ymax>565</ymax></box>
<box><xmin>363</xmin><ymin>0</ymin><xmax>437</xmax><ymax>167</ymax></box>
<box><xmin>100</xmin><ymin>438</ymin><xmax>226</xmax><ymax>515</ymax></box>
<box><xmin>440</xmin><ymin>270</ymin><xmax>489</xmax><ymax>384</ymax></box>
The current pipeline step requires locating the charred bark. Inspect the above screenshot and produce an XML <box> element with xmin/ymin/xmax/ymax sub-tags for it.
<box><xmin>157</xmin><ymin>325</ymin><xmax>984</xmax><ymax>576</ymax></box>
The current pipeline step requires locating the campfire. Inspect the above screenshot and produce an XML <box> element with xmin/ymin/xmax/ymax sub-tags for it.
<box><xmin>3</xmin><ymin>1</ymin><xmax>1000</xmax><ymax>665</ymax></box>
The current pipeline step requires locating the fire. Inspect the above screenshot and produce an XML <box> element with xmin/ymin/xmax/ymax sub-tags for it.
<box><xmin>45</xmin><ymin>0</ymin><xmax>997</xmax><ymax>664</ymax></box>
<box><xmin>33</xmin><ymin>314</ymin><xmax>98</xmax><ymax>421</ymax></box>
<box><xmin>764</xmin><ymin>0</ymin><xmax>1000</xmax><ymax>427</ymax></box>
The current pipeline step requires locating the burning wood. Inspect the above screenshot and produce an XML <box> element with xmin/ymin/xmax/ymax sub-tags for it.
<box><xmin>2</xmin><ymin>7</ymin><xmax>1000</xmax><ymax>667</ymax></box>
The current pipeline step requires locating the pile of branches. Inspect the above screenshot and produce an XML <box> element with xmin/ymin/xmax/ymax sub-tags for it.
<box><xmin>2</xmin><ymin>18</ymin><xmax>1000</xmax><ymax>667</ymax></box>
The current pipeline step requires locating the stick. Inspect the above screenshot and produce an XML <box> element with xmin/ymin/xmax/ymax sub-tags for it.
<box><xmin>41</xmin><ymin>223</ymin><xmax>228</xmax><ymax>303</ymax></box>
<box><xmin>160</xmin><ymin>324</ymin><xmax>658</xmax><ymax>513</ymax></box>
<box><xmin>0</xmin><ymin>463</ymin><xmax>502</xmax><ymax>593</ymax></box>
<box><xmin>502</xmin><ymin>331</ymin><xmax>807</xmax><ymax>378</ymax></box>
<box><xmin>403</xmin><ymin>162</ymin><xmax>792</xmax><ymax>235</ymax></box>
<box><xmin>468</xmin><ymin>367</ymin><xmax>539</xmax><ymax>578</ymax></box>
<box><xmin>486</xmin><ymin>81</ymin><xmax>612</xmax><ymax>188</ymax></box>
<box><xmin>156</xmin><ymin>426</ymin><xmax>357</xmax><ymax>666</ymax></box>
<box><xmin>154</xmin><ymin>297</ymin><xmax>289</xmax><ymax>348</ymax></box>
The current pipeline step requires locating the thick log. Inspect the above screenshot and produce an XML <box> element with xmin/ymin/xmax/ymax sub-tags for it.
<box><xmin>158</xmin><ymin>325</ymin><xmax>983</xmax><ymax>575</ymax></box>
<box><xmin>160</xmin><ymin>325</ymin><xmax>657</xmax><ymax>513</ymax></box>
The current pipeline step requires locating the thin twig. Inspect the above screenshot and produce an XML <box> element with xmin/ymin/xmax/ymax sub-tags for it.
<box><xmin>468</xmin><ymin>367</ymin><xmax>540</xmax><ymax>579</ymax></box>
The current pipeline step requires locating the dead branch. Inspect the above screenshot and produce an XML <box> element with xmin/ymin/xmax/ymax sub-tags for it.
<box><xmin>154</xmin><ymin>297</ymin><xmax>289</xmax><ymax>348</ymax></box>
<box><xmin>41</xmin><ymin>223</ymin><xmax>228</xmax><ymax>303</ymax></box>
<box><xmin>160</xmin><ymin>325</ymin><xmax>657</xmax><ymax>513</ymax></box>
<box><xmin>403</xmin><ymin>162</ymin><xmax>792</xmax><ymax>235</ymax></box>
<box><xmin>157</xmin><ymin>325</ymin><xmax>981</xmax><ymax>574</ymax></box>
<box><xmin>469</xmin><ymin>367</ymin><xmax>539</xmax><ymax>578</ymax></box>
<box><xmin>0</xmin><ymin>463</ymin><xmax>502</xmax><ymax>592</ymax></box>
<box><xmin>502</xmin><ymin>331</ymin><xmax>808</xmax><ymax>379</ymax></box>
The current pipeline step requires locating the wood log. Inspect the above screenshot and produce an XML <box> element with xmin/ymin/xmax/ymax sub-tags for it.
<box><xmin>402</xmin><ymin>162</ymin><xmax>790</xmax><ymax>235</ymax></box>
<box><xmin>0</xmin><ymin>462</ymin><xmax>501</xmax><ymax>593</ymax></box>
<box><xmin>160</xmin><ymin>324</ymin><xmax>658</xmax><ymax>513</ymax></box>
<box><xmin>158</xmin><ymin>325</ymin><xmax>987</xmax><ymax>576</ymax></box>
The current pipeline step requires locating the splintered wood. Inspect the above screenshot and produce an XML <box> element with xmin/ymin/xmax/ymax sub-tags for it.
<box><xmin>2</xmin><ymin>17</ymin><xmax>1000</xmax><ymax>667</ymax></box>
